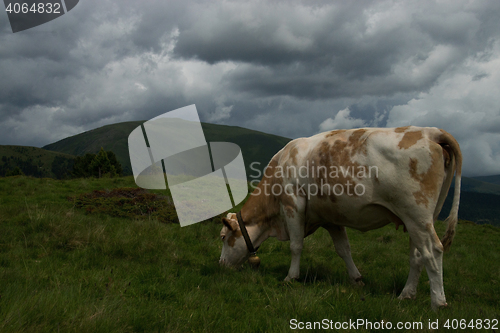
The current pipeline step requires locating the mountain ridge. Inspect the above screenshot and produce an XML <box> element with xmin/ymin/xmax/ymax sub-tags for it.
<box><xmin>42</xmin><ymin>121</ymin><xmax>292</xmax><ymax>178</ymax></box>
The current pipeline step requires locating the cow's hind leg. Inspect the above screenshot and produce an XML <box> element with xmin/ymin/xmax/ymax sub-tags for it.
<box><xmin>324</xmin><ymin>225</ymin><xmax>363</xmax><ymax>285</ymax></box>
<box><xmin>399</xmin><ymin>238</ymin><xmax>423</xmax><ymax>300</ymax></box>
<box><xmin>404</xmin><ymin>219</ymin><xmax>447</xmax><ymax>311</ymax></box>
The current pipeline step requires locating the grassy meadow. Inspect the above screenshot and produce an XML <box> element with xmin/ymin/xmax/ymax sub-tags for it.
<box><xmin>0</xmin><ymin>176</ymin><xmax>499</xmax><ymax>332</ymax></box>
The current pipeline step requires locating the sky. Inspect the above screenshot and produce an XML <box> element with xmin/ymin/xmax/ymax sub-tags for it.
<box><xmin>1</xmin><ymin>0</ymin><xmax>499</xmax><ymax>176</ymax></box>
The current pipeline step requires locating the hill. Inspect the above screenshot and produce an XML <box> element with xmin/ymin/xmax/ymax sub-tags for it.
<box><xmin>42</xmin><ymin>121</ymin><xmax>140</xmax><ymax>176</ymax></box>
<box><xmin>42</xmin><ymin>121</ymin><xmax>291</xmax><ymax>178</ymax></box>
<box><xmin>38</xmin><ymin>121</ymin><xmax>500</xmax><ymax>193</ymax></box>
<box><xmin>454</xmin><ymin>176</ymin><xmax>500</xmax><ymax>195</ymax></box>
<box><xmin>439</xmin><ymin>190</ymin><xmax>500</xmax><ymax>226</ymax></box>
<box><xmin>0</xmin><ymin>145</ymin><xmax>76</xmax><ymax>178</ymax></box>
<box><xmin>472</xmin><ymin>174</ymin><xmax>500</xmax><ymax>185</ymax></box>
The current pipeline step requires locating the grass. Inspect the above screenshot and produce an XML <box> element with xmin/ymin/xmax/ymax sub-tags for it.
<box><xmin>0</xmin><ymin>176</ymin><xmax>499</xmax><ymax>332</ymax></box>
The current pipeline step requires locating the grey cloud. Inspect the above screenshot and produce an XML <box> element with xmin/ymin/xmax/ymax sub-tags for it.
<box><xmin>174</xmin><ymin>1</ymin><xmax>500</xmax><ymax>98</ymax></box>
<box><xmin>472</xmin><ymin>73</ymin><xmax>488</xmax><ymax>81</ymax></box>
<box><xmin>479</xmin><ymin>116</ymin><xmax>500</xmax><ymax>134</ymax></box>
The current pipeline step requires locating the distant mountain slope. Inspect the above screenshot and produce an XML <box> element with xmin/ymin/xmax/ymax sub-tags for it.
<box><xmin>0</xmin><ymin>145</ymin><xmax>75</xmax><ymax>178</ymax></box>
<box><xmin>455</xmin><ymin>176</ymin><xmax>500</xmax><ymax>196</ymax></box>
<box><xmin>201</xmin><ymin>123</ymin><xmax>291</xmax><ymax>179</ymax></box>
<box><xmin>439</xmin><ymin>190</ymin><xmax>500</xmax><ymax>226</ymax></box>
<box><xmin>40</xmin><ymin>121</ymin><xmax>500</xmax><ymax>196</ymax></box>
<box><xmin>472</xmin><ymin>174</ymin><xmax>500</xmax><ymax>186</ymax></box>
<box><xmin>43</xmin><ymin>121</ymin><xmax>141</xmax><ymax>175</ymax></box>
<box><xmin>43</xmin><ymin>121</ymin><xmax>291</xmax><ymax>178</ymax></box>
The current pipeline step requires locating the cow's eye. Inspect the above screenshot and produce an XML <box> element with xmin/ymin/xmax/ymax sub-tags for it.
<box><xmin>221</xmin><ymin>235</ymin><xmax>226</xmax><ymax>241</ymax></box>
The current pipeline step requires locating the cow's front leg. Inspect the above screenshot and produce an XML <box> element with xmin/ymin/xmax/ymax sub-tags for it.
<box><xmin>284</xmin><ymin>205</ymin><xmax>305</xmax><ymax>281</ymax></box>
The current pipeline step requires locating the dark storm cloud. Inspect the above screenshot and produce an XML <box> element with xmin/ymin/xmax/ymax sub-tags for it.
<box><xmin>173</xmin><ymin>1</ymin><xmax>500</xmax><ymax>99</ymax></box>
<box><xmin>173</xmin><ymin>1</ymin><xmax>406</xmax><ymax>87</ymax></box>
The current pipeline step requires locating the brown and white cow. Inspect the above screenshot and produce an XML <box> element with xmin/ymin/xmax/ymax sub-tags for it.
<box><xmin>219</xmin><ymin>126</ymin><xmax>461</xmax><ymax>311</ymax></box>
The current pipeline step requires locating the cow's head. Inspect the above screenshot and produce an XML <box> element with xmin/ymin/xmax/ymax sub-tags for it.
<box><xmin>219</xmin><ymin>213</ymin><xmax>260</xmax><ymax>268</ymax></box>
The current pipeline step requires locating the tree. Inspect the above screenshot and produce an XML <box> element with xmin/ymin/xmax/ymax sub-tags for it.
<box><xmin>106</xmin><ymin>150</ymin><xmax>123</xmax><ymax>176</ymax></box>
<box><xmin>72</xmin><ymin>153</ymin><xmax>95</xmax><ymax>178</ymax></box>
<box><xmin>71</xmin><ymin>149</ymin><xmax>123</xmax><ymax>178</ymax></box>
<box><xmin>89</xmin><ymin>148</ymin><xmax>112</xmax><ymax>178</ymax></box>
<box><xmin>6</xmin><ymin>166</ymin><xmax>24</xmax><ymax>176</ymax></box>
<box><xmin>51</xmin><ymin>156</ymin><xmax>75</xmax><ymax>179</ymax></box>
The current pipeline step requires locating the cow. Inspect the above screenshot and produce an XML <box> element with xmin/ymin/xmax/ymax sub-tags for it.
<box><xmin>219</xmin><ymin>126</ymin><xmax>462</xmax><ymax>311</ymax></box>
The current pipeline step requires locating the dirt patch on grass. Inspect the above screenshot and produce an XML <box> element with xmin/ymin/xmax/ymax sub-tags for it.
<box><xmin>70</xmin><ymin>187</ymin><xmax>179</xmax><ymax>223</ymax></box>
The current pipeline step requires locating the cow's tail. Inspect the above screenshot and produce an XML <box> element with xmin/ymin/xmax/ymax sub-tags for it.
<box><xmin>436</xmin><ymin>130</ymin><xmax>462</xmax><ymax>252</ymax></box>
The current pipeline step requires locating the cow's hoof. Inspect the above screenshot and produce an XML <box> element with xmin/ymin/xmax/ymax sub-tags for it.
<box><xmin>284</xmin><ymin>276</ymin><xmax>298</xmax><ymax>282</ymax></box>
<box><xmin>398</xmin><ymin>295</ymin><xmax>415</xmax><ymax>300</ymax></box>
<box><xmin>398</xmin><ymin>289</ymin><xmax>417</xmax><ymax>300</ymax></box>
<box><xmin>431</xmin><ymin>302</ymin><xmax>448</xmax><ymax>312</ymax></box>
<box><xmin>351</xmin><ymin>276</ymin><xmax>364</xmax><ymax>287</ymax></box>
<box><xmin>350</xmin><ymin>279</ymin><xmax>365</xmax><ymax>287</ymax></box>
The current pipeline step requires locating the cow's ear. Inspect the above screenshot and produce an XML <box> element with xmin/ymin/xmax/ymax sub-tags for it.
<box><xmin>222</xmin><ymin>217</ymin><xmax>234</xmax><ymax>231</ymax></box>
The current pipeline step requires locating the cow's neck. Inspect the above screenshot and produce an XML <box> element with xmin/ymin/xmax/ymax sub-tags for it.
<box><xmin>240</xmin><ymin>162</ymin><xmax>286</xmax><ymax>244</ymax></box>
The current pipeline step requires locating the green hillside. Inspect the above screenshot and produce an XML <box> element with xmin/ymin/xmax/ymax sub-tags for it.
<box><xmin>472</xmin><ymin>174</ymin><xmax>500</xmax><ymax>185</ymax></box>
<box><xmin>39</xmin><ymin>120</ymin><xmax>500</xmax><ymax>194</ymax></box>
<box><xmin>42</xmin><ymin>121</ymin><xmax>141</xmax><ymax>176</ymax></box>
<box><xmin>0</xmin><ymin>145</ymin><xmax>76</xmax><ymax>178</ymax></box>
<box><xmin>439</xmin><ymin>190</ymin><xmax>500</xmax><ymax>226</ymax></box>
<box><xmin>201</xmin><ymin>123</ymin><xmax>291</xmax><ymax>179</ymax></box>
<box><xmin>454</xmin><ymin>176</ymin><xmax>500</xmax><ymax>195</ymax></box>
<box><xmin>42</xmin><ymin>121</ymin><xmax>291</xmax><ymax>179</ymax></box>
